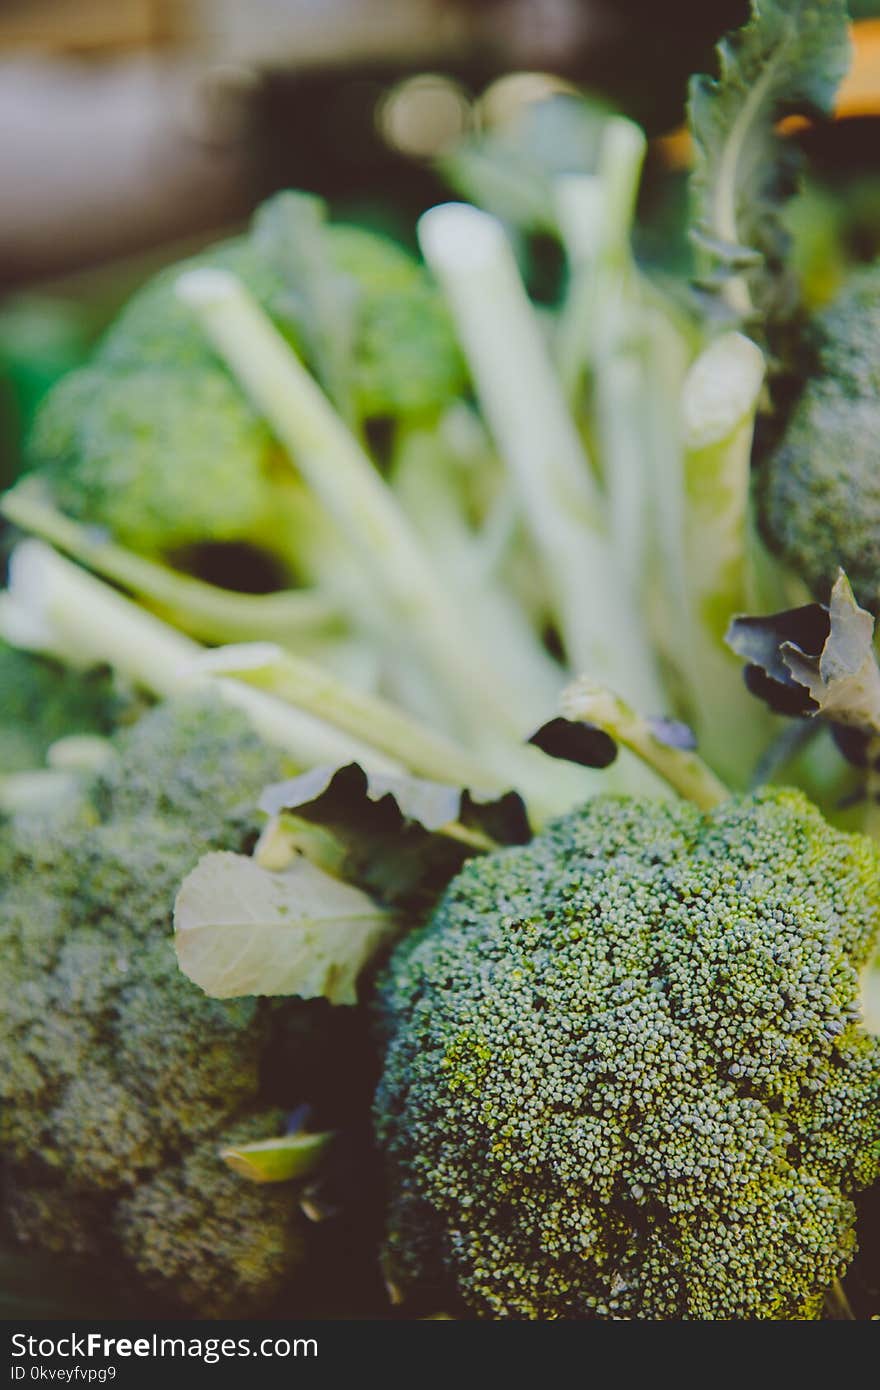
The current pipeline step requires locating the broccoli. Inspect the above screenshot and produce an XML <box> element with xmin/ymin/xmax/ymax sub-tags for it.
<box><xmin>0</xmin><ymin>641</ymin><xmax>120</xmax><ymax>774</ymax></box>
<box><xmin>760</xmin><ymin>265</ymin><xmax>880</xmax><ymax>610</ymax></box>
<box><xmin>21</xmin><ymin>200</ymin><xmax>466</xmax><ymax>581</ymax></box>
<box><xmin>0</xmin><ymin>692</ymin><xmax>324</xmax><ymax>1315</ymax></box>
<box><xmin>376</xmin><ymin>788</ymin><xmax>880</xmax><ymax>1320</ymax></box>
<box><xmin>29</xmin><ymin>365</ymin><xmax>286</xmax><ymax>561</ymax></box>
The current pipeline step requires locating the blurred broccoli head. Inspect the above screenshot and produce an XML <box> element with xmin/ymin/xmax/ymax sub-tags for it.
<box><xmin>376</xmin><ymin>789</ymin><xmax>880</xmax><ymax>1320</ymax></box>
<box><xmin>760</xmin><ymin>265</ymin><xmax>880</xmax><ymax>609</ymax></box>
<box><xmin>27</xmin><ymin>364</ymin><xmax>283</xmax><ymax>559</ymax></box>
<box><xmin>319</xmin><ymin>224</ymin><xmax>466</xmax><ymax>423</ymax></box>
<box><xmin>116</xmin><ymin>1112</ymin><xmax>305</xmax><ymax>1314</ymax></box>
<box><xmin>21</xmin><ymin>198</ymin><xmax>466</xmax><ymax>577</ymax></box>
<box><xmin>0</xmin><ymin>691</ymin><xmax>326</xmax><ymax>1315</ymax></box>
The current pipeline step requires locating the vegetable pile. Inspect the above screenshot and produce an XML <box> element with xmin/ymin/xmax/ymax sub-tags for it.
<box><xmin>1</xmin><ymin>0</ymin><xmax>879</xmax><ymax>1320</ymax></box>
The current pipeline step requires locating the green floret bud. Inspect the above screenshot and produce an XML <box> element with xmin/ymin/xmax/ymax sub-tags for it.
<box><xmin>376</xmin><ymin>788</ymin><xmax>880</xmax><ymax>1320</ymax></box>
<box><xmin>760</xmin><ymin>378</ymin><xmax>880</xmax><ymax>610</ymax></box>
<box><xmin>326</xmin><ymin>226</ymin><xmax>466</xmax><ymax>423</ymax></box>
<box><xmin>98</xmin><ymin>240</ymin><xmax>283</xmax><ymax>374</ymax></box>
<box><xmin>812</xmin><ymin>264</ymin><xmax>880</xmax><ymax>400</ymax></box>
<box><xmin>760</xmin><ymin>264</ymin><xmax>880</xmax><ymax>610</ymax></box>
<box><xmin>94</xmin><ymin>693</ymin><xmax>282</xmax><ymax>832</ymax></box>
<box><xmin>29</xmin><ymin>364</ymin><xmax>283</xmax><ymax>559</ymax></box>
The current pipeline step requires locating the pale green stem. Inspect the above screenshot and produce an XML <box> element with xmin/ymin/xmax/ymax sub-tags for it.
<box><xmin>175</xmin><ymin>268</ymin><xmax>526</xmax><ymax>746</ymax></box>
<box><xmin>640</xmin><ymin>300</ymin><xmax>697</xmax><ymax>705</ymax></box>
<box><xmin>824</xmin><ymin>1278</ymin><xmax>855</xmax><ymax>1321</ymax></box>
<box><xmin>554</xmin><ymin>116</ymin><xmax>646</xmax><ymax>397</ymax></box>
<box><xmin>190</xmin><ymin>643</ymin><xmax>503</xmax><ymax>792</ymax></box>
<box><xmin>554</xmin><ymin>122</ymin><xmax>649</xmax><ymax>599</ymax></box>
<box><xmin>863</xmin><ymin>737</ymin><xmax>880</xmax><ymax>845</ymax></box>
<box><xmin>1</xmin><ymin>480</ymin><xmax>341</xmax><ymax>647</ymax></box>
<box><xmin>195</xmin><ymin>642</ymin><xmax>619</xmax><ymax>829</ymax></box>
<box><xmin>391</xmin><ymin>427</ymin><xmax>565</xmax><ymax>729</ymax></box>
<box><xmin>554</xmin><ymin>172</ymin><xmax>604</xmax><ymax>396</ymax></box>
<box><xmin>418</xmin><ymin>201</ymin><xmax>664</xmax><ymax>712</ymax></box>
<box><xmin>0</xmin><ymin>540</ymin><xmax>396</xmax><ymax>772</ymax></box>
<box><xmin>562</xmin><ymin>676</ymin><xmax>730</xmax><ymax>810</ymax></box>
<box><xmin>682</xmin><ymin>331</ymin><xmax>775</xmax><ymax>785</ymax></box>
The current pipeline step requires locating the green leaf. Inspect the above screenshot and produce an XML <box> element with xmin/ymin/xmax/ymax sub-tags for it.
<box><xmin>174</xmin><ymin>851</ymin><xmax>398</xmax><ymax>1004</ymax></box>
<box><xmin>257</xmin><ymin>762</ymin><xmax>528</xmax><ymax>911</ymax></box>
<box><xmin>688</xmin><ymin>0</ymin><xmax>850</xmax><ymax>324</ymax></box>
<box><xmin>220</xmin><ymin>1130</ymin><xmax>334</xmax><ymax>1184</ymax></box>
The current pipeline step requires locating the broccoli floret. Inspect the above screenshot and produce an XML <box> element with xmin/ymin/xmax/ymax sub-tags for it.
<box><xmin>0</xmin><ymin>692</ymin><xmax>318</xmax><ymax>1315</ymax></box>
<box><xmin>376</xmin><ymin>788</ymin><xmax>880</xmax><ymax>1320</ymax></box>
<box><xmin>21</xmin><ymin>207</ymin><xmax>465</xmax><ymax>578</ymax></box>
<box><xmin>116</xmin><ymin>1112</ymin><xmax>305</xmax><ymax>1316</ymax></box>
<box><xmin>760</xmin><ymin>265</ymin><xmax>880</xmax><ymax>609</ymax></box>
<box><xmin>98</xmin><ymin>239</ymin><xmax>283</xmax><ymax>375</ymax></box>
<box><xmin>29</xmin><ymin>365</ymin><xmax>283</xmax><ymax>558</ymax></box>
<box><xmin>325</xmin><ymin>226</ymin><xmax>466</xmax><ymax>423</ymax></box>
<box><xmin>91</xmin><ymin>694</ymin><xmax>286</xmax><ymax>835</ymax></box>
<box><xmin>0</xmin><ymin>642</ymin><xmax>120</xmax><ymax>774</ymax></box>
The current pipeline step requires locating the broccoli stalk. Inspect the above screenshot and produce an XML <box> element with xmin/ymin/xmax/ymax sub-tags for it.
<box><xmin>388</xmin><ymin>422</ymin><xmax>565</xmax><ymax>730</ymax></box>
<box><xmin>0</xmin><ymin>539</ymin><xmax>395</xmax><ymax>773</ymax></box>
<box><xmin>188</xmin><ymin>642</ymin><xmax>504</xmax><ymax>793</ymax></box>
<box><xmin>561</xmin><ymin>677</ymin><xmax>729</xmax><ymax>810</ymax></box>
<box><xmin>678</xmin><ymin>330</ymin><xmax>778</xmax><ymax>785</ymax></box>
<box><xmin>1</xmin><ymin>479</ymin><xmax>341</xmax><ymax>648</ymax></box>
<box><xmin>416</xmin><ymin>201</ymin><xmax>665</xmax><ymax>713</ymax></box>
<box><xmin>0</xmin><ymin>537</ymin><xmax>608</xmax><ymax>827</ymax></box>
<box><xmin>175</xmin><ymin>268</ymin><xmax>531</xmax><ymax>750</ymax></box>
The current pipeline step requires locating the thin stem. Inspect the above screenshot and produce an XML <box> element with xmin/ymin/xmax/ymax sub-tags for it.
<box><xmin>1</xmin><ymin>480</ymin><xmax>341</xmax><ymax>647</ymax></box>
<box><xmin>562</xmin><ymin>676</ymin><xmax>730</xmax><ymax>810</ymax></box>
<box><xmin>191</xmin><ymin>643</ymin><xmax>503</xmax><ymax>792</ymax></box>
<box><xmin>681</xmin><ymin>331</ymin><xmax>774</xmax><ymax>786</ymax></box>
<box><xmin>554</xmin><ymin>172</ymin><xmax>604</xmax><ymax>396</ymax></box>
<box><xmin>391</xmin><ymin>426</ymin><xmax>564</xmax><ymax>729</ymax></box>
<box><xmin>824</xmin><ymin>1277</ymin><xmax>855</xmax><ymax>1321</ymax></box>
<box><xmin>0</xmin><ymin>540</ymin><xmax>397</xmax><ymax>773</ymax></box>
<box><xmin>176</xmin><ymin>268</ymin><xmax>525</xmax><ymax>746</ymax></box>
<box><xmin>418</xmin><ymin>202</ymin><xmax>664</xmax><ymax>712</ymax></box>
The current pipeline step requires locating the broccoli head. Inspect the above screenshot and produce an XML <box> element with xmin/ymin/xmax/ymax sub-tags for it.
<box><xmin>376</xmin><ymin>788</ymin><xmax>880</xmax><ymax>1320</ymax></box>
<box><xmin>28</xmin><ymin>365</ymin><xmax>283</xmax><ymax>558</ymax></box>
<box><xmin>21</xmin><ymin>200</ymin><xmax>465</xmax><ymax>578</ymax></box>
<box><xmin>0</xmin><ymin>692</ymin><xmax>320</xmax><ymax>1315</ymax></box>
<box><xmin>760</xmin><ymin>265</ymin><xmax>880</xmax><ymax>609</ymax></box>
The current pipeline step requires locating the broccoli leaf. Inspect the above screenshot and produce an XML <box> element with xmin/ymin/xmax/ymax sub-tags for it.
<box><xmin>260</xmin><ymin>762</ymin><xmax>528</xmax><ymax>840</ymax></box>
<box><xmin>528</xmin><ymin>716</ymin><xmax>619</xmax><ymax>769</ymax></box>
<box><xmin>688</xmin><ymin>0</ymin><xmax>850</xmax><ymax>324</ymax></box>
<box><xmin>726</xmin><ymin>571</ymin><xmax>880</xmax><ymax>756</ymax></box>
<box><xmin>258</xmin><ymin>762</ymin><xmax>529</xmax><ymax>910</ymax></box>
<box><xmin>174</xmin><ymin>851</ymin><xmax>398</xmax><ymax>1004</ymax></box>
<box><xmin>219</xmin><ymin>1130</ymin><xmax>333</xmax><ymax>1184</ymax></box>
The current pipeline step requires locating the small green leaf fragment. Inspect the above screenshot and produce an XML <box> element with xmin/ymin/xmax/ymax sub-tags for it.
<box><xmin>220</xmin><ymin>1131</ymin><xmax>334</xmax><ymax>1184</ymax></box>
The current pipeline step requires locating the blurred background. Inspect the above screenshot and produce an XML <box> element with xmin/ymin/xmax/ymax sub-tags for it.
<box><xmin>1</xmin><ymin>0</ymin><xmax>878</xmax><ymax>484</ymax></box>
